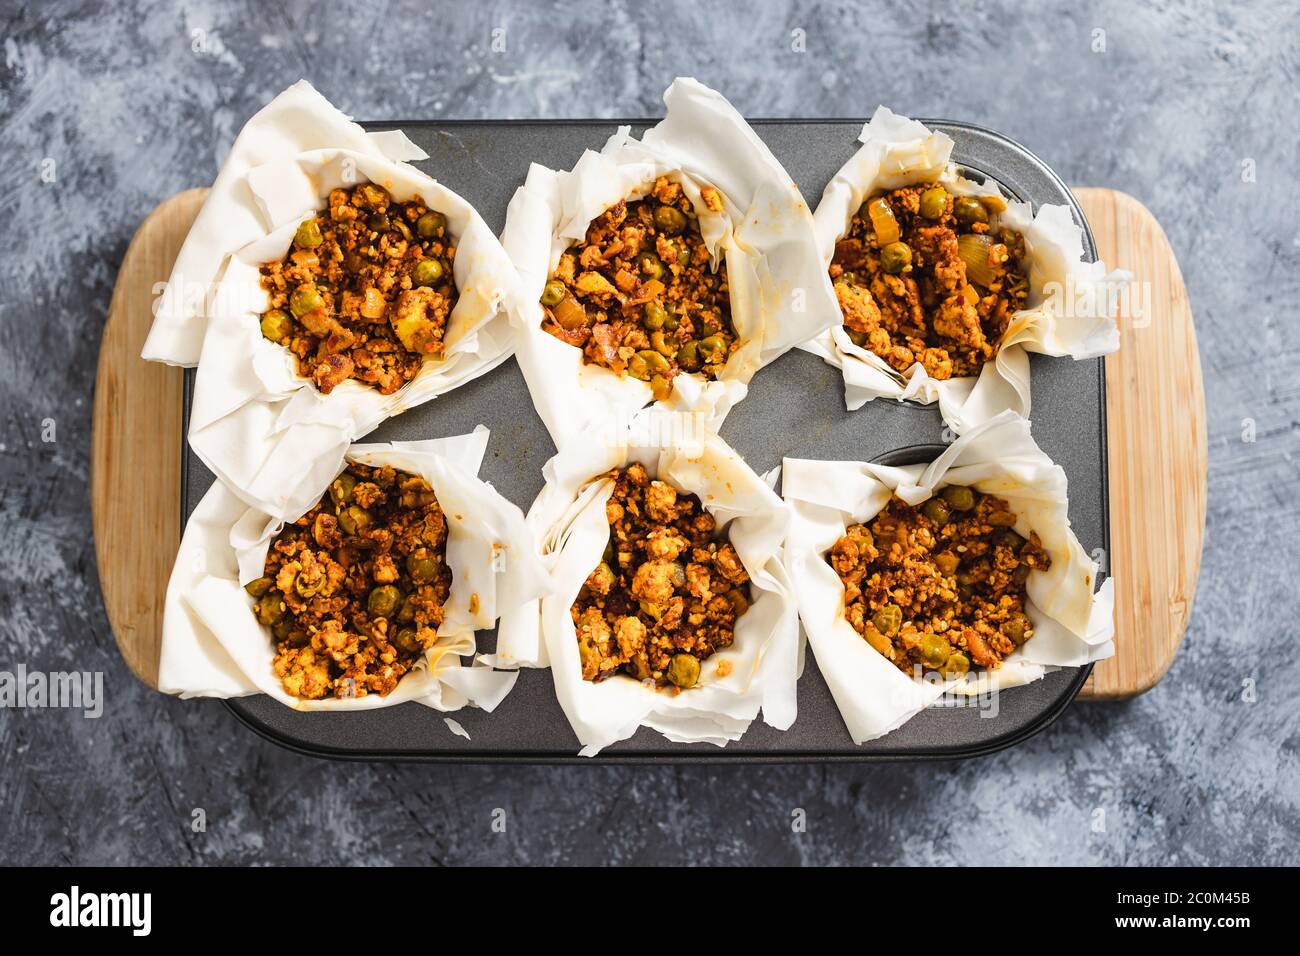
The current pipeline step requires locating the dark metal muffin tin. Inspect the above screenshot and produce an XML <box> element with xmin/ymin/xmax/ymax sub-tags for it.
<box><xmin>180</xmin><ymin>119</ymin><xmax>1108</xmax><ymax>762</ymax></box>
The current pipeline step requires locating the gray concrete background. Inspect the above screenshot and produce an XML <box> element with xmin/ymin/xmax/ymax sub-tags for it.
<box><xmin>0</xmin><ymin>0</ymin><xmax>1296</xmax><ymax>865</ymax></box>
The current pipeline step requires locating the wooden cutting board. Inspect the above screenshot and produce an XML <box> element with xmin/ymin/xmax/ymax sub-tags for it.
<box><xmin>90</xmin><ymin>187</ymin><xmax>1205</xmax><ymax>700</ymax></box>
<box><xmin>1074</xmin><ymin>188</ymin><xmax>1206</xmax><ymax>699</ymax></box>
<box><xmin>91</xmin><ymin>189</ymin><xmax>203</xmax><ymax>688</ymax></box>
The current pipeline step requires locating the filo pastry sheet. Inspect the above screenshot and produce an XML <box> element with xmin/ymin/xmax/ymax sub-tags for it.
<box><xmin>782</xmin><ymin>410</ymin><xmax>1114</xmax><ymax>744</ymax></box>
<box><xmin>803</xmin><ymin>107</ymin><xmax>1128</xmax><ymax>433</ymax></box>
<box><xmin>143</xmin><ymin>80</ymin><xmax>518</xmax><ymax>519</ymax></box>
<box><xmin>158</xmin><ymin>428</ymin><xmax>550</xmax><ymax>713</ymax></box>
<box><xmin>501</xmin><ymin>77</ymin><xmax>838</xmax><ymax>451</ymax></box>
<box><xmin>488</xmin><ymin>420</ymin><xmax>799</xmax><ymax>755</ymax></box>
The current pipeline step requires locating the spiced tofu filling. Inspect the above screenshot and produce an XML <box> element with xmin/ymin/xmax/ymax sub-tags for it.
<box><xmin>245</xmin><ymin>463</ymin><xmax>451</xmax><ymax>700</ymax></box>
<box><xmin>257</xmin><ymin>182</ymin><xmax>458</xmax><ymax>395</ymax></box>
<box><xmin>830</xmin><ymin>184</ymin><xmax>1030</xmax><ymax>380</ymax></box>
<box><xmin>828</xmin><ymin>485</ymin><xmax>1050</xmax><ymax>677</ymax></box>
<box><xmin>573</xmin><ymin>464</ymin><xmax>751</xmax><ymax>688</ymax></box>
<box><xmin>540</xmin><ymin>176</ymin><xmax>740</xmax><ymax>402</ymax></box>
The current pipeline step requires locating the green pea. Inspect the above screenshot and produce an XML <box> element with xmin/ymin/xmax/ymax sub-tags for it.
<box><xmin>368</xmin><ymin>585</ymin><xmax>401</xmax><ymax>618</ymax></box>
<box><xmin>638</xmin><ymin>253</ymin><xmax>664</xmax><ymax>281</ymax></box>
<box><xmin>1000</xmin><ymin>228</ymin><xmax>1027</xmax><ymax>263</ymax></box>
<box><xmin>637</xmin><ymin>349</ymin><xmax>669</xmax><ymax>375</ymax></box>
<box><xmin>999</xmin><ymin>529</ymin><xmax>1026</xmax><ymax>553</ymax></box>
<box><xmin>259</xmin><ymin>309</ymin><xmax>294</xmax><ymax>344</ymax></box>
<box><xmin>338</xmin><ymin>505</ymin><xmax>372</xmax><ymax>535</ymax></box>
<box><xmin>289</xmin><ymin>284</ymin><xmax>325</xmax><ymax>318</ymax></box>
<box><xmin>920</xmin><ymin>633</ymin><xmax>951</xmax><ymax>669</ymax></box>
<box><xmin>367</xmin><ymin>212</ymin><xmax>390</xmax><ymax>233</ymax></box>
<box><xmin>940</xmin><ymin>651</ymin><xmax>970</xmax><ymax>678</ymax></box>
<box><xmin>413</xmin><ymin>259</ymin><xmax>444</xmax><ymax>287</ymax></box>
<box><xmin>697</xmin><ymin>335</ymin><xmax>726</xmax><ymax>365</ymax></box>
<box><xmin>329</xmin><ymin>472</ymin><xmax>357</xmax><ymax>507</ymax></box>
<box><xmin>667</xmin><ymin>653</ymin><xmax>701</xmax><ymax>688</ymax></box>
<box><xmin>880</xmin><ymin>241</ymin><xmax>912</xmax><ymax>274</ymax></box>
<box><xmin>919</xmin><ymin>186</ymin><xmax>948</xmax><ymax>220</ymax></box>
<box><xmin>643</xmin><ymin>300</ymin><xmax>668</xmax><ymax>330</ymax></box>
<box><xmin>540</xmin><ymin>280</ymin><xmax>566</xmax><ymax>307</ymax></box>
<box><xmin>1002</xmin><ymin>611</ymin><xmax>1032</xmax><ymax>645</ymax></box>
<box><xmin>654</xmin><ymin>205</ymin><xmax>687</xmax><ymax>235</ymax></box>
<box><xmin>650</xmin><ymin>330</ymin><xmax>674</xmax><ymax>357</ymax></box>
<box><xmin>294</xmin><ymin>218</ymin><xmax>323</xmax><ymax>249</ymax></box>
<box><xmin>923</xmin><ymin>497</ymin><xmax>951</xmax><ymax>527</ymax></box>
<box><xmin>872</xmin><ymin>604</ymin><xmax>902</xmax><ymax>638</ymax></box>
<box><xmin>627</xmin><ymin>353</ymin><xmax>650</xmax><ymax>381</ymax></box>
<box><xmin>244</xmin><ymin>576</ymin><xmax>273</xmax><ymax>598</ymax></box>
<box><xmin>954</xmin><ymin>197</ymin><xmax>989</xmax><ymax>226</ymax></box>
<box><xmin>393</xmin><ymin>627</ymin><xmax>421</xmax><ymax>655</ymax></box>
<box><xmin>676</xmin><ymin>341</ymin><xmax>700</xmax><ymax>371</ymax></box>
<box><xmin>254</xmin><ymin>591</ymin><xmax>287</xmax><ymax>626</ymax></box>
<box><xmin>850</xmin><ymin>526</ymin><xmax>875</xmax><ymax>552</ymax></box>
<box><xmin>940</xmin><ymin>485</ymin><xmax>976</xmax><ymax>511</ymax></box>
<box><xmin>406</xmin><ymin>550</ymin><xmax>439</xmax><ymax>584</ymax></box>
<box><xmin>416</xmin><ymin>211</ymin><xmax>446</xmax><ymax>238</ymax></box>
<box><xmin>272</xmin><ymin>619</ymin><xmax>294</xmax><ymax>641</ymax></box>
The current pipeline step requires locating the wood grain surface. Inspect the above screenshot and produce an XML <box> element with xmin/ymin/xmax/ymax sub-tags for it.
<box><xmin>91</xmin><ymin>188</ymin><xmax>206</xmax><ymax>689</ymax></box>
<box><xmin>92</xmin><ymin>187</ymin><xmax>1204</xmax><ymax>701</ymax></box>
<box><xmin>1076</xmin><ymin>188</ymin><xmax>1206</xmax><ymax>699</ymax></box>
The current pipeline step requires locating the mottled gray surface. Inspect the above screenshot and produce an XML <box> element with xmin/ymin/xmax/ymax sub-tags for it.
<box><xmin>0</xmin><ymin>0</ymin><xmax>1296</xmax><ymax>865</ymax></box>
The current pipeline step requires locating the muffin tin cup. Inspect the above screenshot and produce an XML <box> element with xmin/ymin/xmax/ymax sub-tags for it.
<box><xmin>782</xmin><ymin>413</ymin><xmax>1113</xmax><ymax>746</ymax></box>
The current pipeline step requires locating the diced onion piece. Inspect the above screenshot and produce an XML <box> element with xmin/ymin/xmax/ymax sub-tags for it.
<box><xmin>980</xmin><ymin>193</ymin><xmax>1008</xmax><ymax>213</ymax></box>
<box><xmin>867</xmin><ymin>197</ymin><xmax>900</xmax><ymax>246</ymax></box>
<box><xmin>552</xmin><ymin>294</ymin><xmax>588</xmax><ymax>331</ymax></box>
<box><xmin>962</xmin><ymin>284</ymin><xmax>981</xmax><ymax>306</ymax></box>
<box><xmin>957</xmin><ymin>233</ymin><xmax>997</xmax><ymax>287</ymax></box>
<box><xmin>291</xmin><ymin>250</ymin><xmax>319</xmax><ymax>270</ymax></box>
<box><xmin>360</xmin><ymin>287</ymin><xmax>387</xmax><ymax>319</ymax></box>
